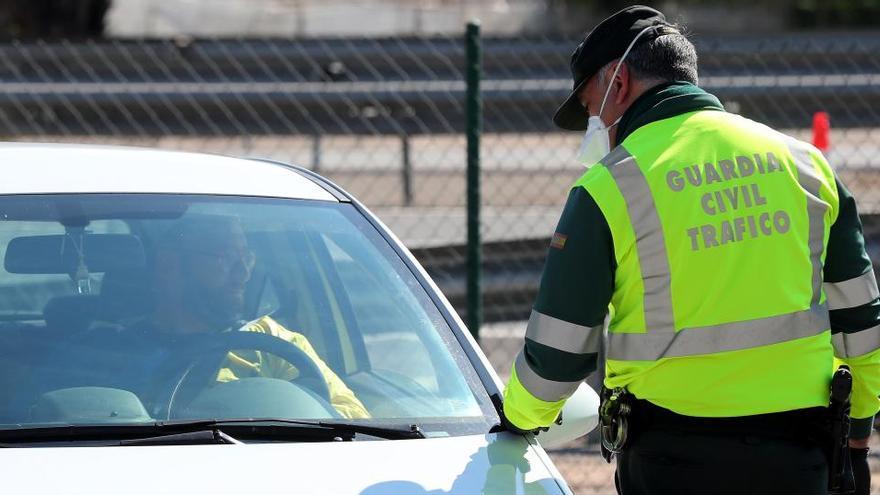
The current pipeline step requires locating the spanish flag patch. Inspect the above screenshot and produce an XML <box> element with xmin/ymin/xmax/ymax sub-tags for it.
<box><xmin>550</xmin><ymin>232</ymin><xmax>568</xmax><ymax>250</ymax></box>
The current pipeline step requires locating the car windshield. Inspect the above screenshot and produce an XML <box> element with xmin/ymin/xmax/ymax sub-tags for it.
<box><xmin>0</xmin><ymin>194</ymin><xmax>494</xmax><ymax>437</ymax></box>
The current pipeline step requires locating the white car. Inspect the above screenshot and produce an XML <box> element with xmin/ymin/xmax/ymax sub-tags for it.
<box><xmin>0</xmin><ymin>143</ymin><xmax>599</xmax><ymax>494</ymax></box>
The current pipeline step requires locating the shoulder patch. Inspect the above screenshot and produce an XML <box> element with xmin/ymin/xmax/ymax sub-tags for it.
<box><xmin>550</xmin><ymin>232</ymin><xmax>568</xmax><ymax>250</ymax></box>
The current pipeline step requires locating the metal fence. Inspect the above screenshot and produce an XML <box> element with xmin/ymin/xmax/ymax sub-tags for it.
<box><xmin>2</xmin><ymin>32</ymin><xmax>880</xmax><ymax>492</ymax></box>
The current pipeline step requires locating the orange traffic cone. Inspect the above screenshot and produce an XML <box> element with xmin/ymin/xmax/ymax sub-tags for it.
<box><xmin>813</xmin><ymin>111</ymin><xmax>830</xmax><ymax>152</ymax></box>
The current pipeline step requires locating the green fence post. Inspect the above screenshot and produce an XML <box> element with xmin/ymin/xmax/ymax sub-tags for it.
<box><xmin>401</xmin><ymin>134</ymin><xmax>413</xmax><ymax>206</ymax></box>
<box><xmin>465</xmin><ymin>20</ymin><xmax>482</xmax><ymax>341</ymax></box>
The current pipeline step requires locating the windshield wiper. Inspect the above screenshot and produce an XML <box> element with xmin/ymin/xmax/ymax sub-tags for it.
<box><xmin>0</xmin><ymin>421</ymin><xmax>339</xmax><ymax>444</ymax></box>
<box><xmin>180</xmin><ymin>418</ymin><xmax>426</xmax><ymax>440</ymax></box>
<box><xmin>0</xmin><ymin>418</ymin><xmax>424</xmax><ymax>445</ymax></box>
<box><xmin>119</xmin><ymin>429</ymin><xmax>242</xmax><ymax>446</ymax></box>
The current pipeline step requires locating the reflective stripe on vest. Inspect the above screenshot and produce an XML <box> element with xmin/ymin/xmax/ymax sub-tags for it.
<box><xmin>603</xmin><ymin>147</ymin><xmax>676</xmax><ymax>337</ymax></box>
<box><xmin>786</xmin><ymin>138</ymin><xmax>826</xmax><ymax>307</ymax></box>
<box><xmin>608</xmin><ymin>304</ymin><xmax>829</xmax><ymax>361</ymax></box>
<box><xmin>600</xmin><ymin>142</ymin><xmax>830</xmax><ymax>361</ymax></box>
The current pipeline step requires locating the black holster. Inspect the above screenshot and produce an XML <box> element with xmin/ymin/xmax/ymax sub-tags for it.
<box><xmin>828</xmin><ymin>365</ymin><xmax>855</xmax><ymax>495</ymax></box>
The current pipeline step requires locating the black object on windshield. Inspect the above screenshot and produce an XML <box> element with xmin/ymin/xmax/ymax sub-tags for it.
<box><xmin>0</xmin><ymin>418</ymin><xmax>425</xmax><ymax>446</ymax></box>
<box><xmin>170</xmin><ymin>418</ymin><xmax>426</xmax><ymax>441</ymax></box>
<box><xmin>119</xmin><ymin>429</ymin><xmax>242</xmax><ymax>446</ymax></box>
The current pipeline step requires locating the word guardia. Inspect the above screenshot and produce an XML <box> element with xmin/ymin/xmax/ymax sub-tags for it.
<box><xmin>666</xmin><ymin>151</ymin><xmax>792</xmax><ymax>251</ymax></box>
<box><xmin>665</xmin><ymin>152</ymin><xmax>785</xmax><ymax>192</ymax></box>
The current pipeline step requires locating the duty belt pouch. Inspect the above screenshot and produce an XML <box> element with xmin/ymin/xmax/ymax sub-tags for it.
<box><xmin>599</xmin><ymin>386</ymin><xmax>633</xmax><ymax>463</ymax></box>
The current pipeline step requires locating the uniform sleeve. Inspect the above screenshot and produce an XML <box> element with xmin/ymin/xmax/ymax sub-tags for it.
<box><xmin>824</xmin><ymin>176</ymin><xmax>880</xmax><ymax>439</ymax></box>
<box><xmin>503</xmin><ymin>186</ymin><xmax>614</xmax><ymax>430</ymax></box>
<box><xmin>247</xmin><ymin>317</ymin><xmax>372</xmax><ymax>420</ymax></box>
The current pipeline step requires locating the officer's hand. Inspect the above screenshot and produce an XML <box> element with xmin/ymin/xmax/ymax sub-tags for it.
<box><xmin>499</xmin><ymin>410</ymin><xmax>545</xmax><ymax>435</ymax></box>
<box><xmin>494</xmin><ymin>393</ymin><xmax>560</xmax><ymax>436</ymax></box>
<box><xmin>498</xmin><ymin>407</ymin><xmax>558</xmax><ymax>436</ymax></box>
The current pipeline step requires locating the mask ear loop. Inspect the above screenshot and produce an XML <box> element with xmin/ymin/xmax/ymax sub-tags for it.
<box><xmin>597</xmin><ymin>24</ymin><xmax>661</xmax><ymax>121</ymax></box>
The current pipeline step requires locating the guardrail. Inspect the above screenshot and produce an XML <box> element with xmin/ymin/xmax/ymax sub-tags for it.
<box><xmin>2</xmin><ymin>76</ymin><xmax>879</xmax><ymax>135</ymax></box>
<box><xmin>412</xmin><ymin>238</ymin><xmax>546</xmax><ymax>324</ymax></box>
<box><xmin>2</xmin><ymin>35</ymin><xmax>879</xmax><ymax>82</ymax></box>
<box><xmin>0</xmin><ymin>36</ymin><xmax>878</xmax><ymax>136</ymax></box>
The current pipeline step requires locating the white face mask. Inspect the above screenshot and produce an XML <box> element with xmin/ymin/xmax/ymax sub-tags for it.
<box><xmin>576</xmin><ymin>114</ymin><xmax>619</xmax><ymax>165</ymax></box>
<box><xmin>576</xmin><ymin>24</ymin><xmax>656</xmax><ymax>167</ymax></box>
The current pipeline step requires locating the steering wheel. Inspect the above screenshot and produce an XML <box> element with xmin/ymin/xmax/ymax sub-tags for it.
<box><xmin>156</xmin><ymin>330</ymin><xmax>332</xmax><ymax>419</ymax></box>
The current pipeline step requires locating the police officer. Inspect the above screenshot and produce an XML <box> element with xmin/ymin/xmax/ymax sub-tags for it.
<box><xmin>502</xmin><ymin>6</ymin><xmax>880</xmax><ymax>494</ymax></box>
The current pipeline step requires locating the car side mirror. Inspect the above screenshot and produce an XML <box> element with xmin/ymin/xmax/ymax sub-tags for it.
<box><xmin>536</xmin><ymin>382</ymin><xmax>600</xmax><ymax>449</ymax></box>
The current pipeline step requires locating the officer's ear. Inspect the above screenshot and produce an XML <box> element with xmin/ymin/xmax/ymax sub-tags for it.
<box><xmin>610</xmin><ymin>62</ymin><xmax>632</xmax><ymax>106</ymax></box>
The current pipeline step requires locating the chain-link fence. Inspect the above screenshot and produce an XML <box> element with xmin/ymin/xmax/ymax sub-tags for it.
<box><xmin>1</xmin><ymin>33</ymin><xmax>880</xmax><ymax>492</ymax></box>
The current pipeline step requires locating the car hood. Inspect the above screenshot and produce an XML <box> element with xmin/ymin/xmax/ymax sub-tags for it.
<box><xmin>1</xmin><ymin>432</ymin><xmax>569</xmax><ymax>494</ymax></box>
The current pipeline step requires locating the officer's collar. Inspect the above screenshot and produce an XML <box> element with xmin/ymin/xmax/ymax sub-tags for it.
<box><xmin>615</xmin><ymin>81</ymin><xmax>725</xmax><ymax>145</ymax></box>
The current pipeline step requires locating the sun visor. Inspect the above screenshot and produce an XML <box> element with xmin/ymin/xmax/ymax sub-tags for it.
<box><xmin>5</xmin><ymin>234</ymin><xmax>145</xmax><ymax>274</ymax></box>
<box><xmin>0</xmin><ymin>194</ymin><xmax>188</xmax><ymax>223</ymax></box>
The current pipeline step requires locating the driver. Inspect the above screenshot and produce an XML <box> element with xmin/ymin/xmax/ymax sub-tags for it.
<box><xmin>133</xmin><ymin>214</ymin><xmax>370</xmax><ymax>419</ymax></box>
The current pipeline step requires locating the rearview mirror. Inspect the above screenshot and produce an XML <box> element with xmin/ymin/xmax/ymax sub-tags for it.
<box><xmin>5</xmin><ymin>234</ymin><xmax>145</xmax><ymax>274</ymax></box>
<box><xmin>536</xmin><ymin>383</ymin><xmax>600</xmax><ymax>449</ymax></box>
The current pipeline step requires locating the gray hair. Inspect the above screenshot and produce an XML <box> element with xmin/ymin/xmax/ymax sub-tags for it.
<box><xmin>598</xmin><ymin>31</ymin><xmax>699</xmax><ymax>86</ymax></box>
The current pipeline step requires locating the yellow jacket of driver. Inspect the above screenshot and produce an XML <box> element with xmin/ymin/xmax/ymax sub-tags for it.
<box><xmin>216</xmin><ymin>315</ymin><xmax>370</xmax><ymax>419</ymax></box>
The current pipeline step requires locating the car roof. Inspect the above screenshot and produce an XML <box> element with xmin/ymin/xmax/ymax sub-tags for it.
<box><xmin>0</xmin><ymin>143</ymin><xmax>338</xmax><ymax>201</ymax></box>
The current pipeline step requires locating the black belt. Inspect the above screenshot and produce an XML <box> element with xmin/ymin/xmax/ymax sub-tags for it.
<box><xmin>632</xmin><ymin>399</ymin><xmax>827</xmax><ymax>438</ymax></box>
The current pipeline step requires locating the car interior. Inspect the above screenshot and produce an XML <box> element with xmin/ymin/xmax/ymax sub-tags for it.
<box><xmin>0</xmin><ymin>195</ymin><xmax>486</xmax><ymax>429</ymax></box>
